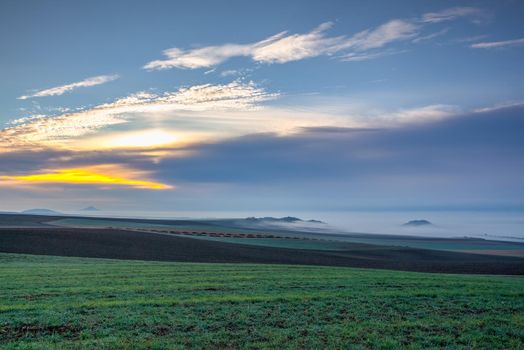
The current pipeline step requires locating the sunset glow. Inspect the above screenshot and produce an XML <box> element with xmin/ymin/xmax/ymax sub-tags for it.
<box><xmin>0</xmin><ymin>168</ymin><xmax>172</xmax><ymax>190</ymax></box>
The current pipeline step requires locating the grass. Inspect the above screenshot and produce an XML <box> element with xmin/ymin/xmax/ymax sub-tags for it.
<box><xmin>1</xmin><ymin>253</ymin><xmax>523</xmax><ymax>349</ymax></box>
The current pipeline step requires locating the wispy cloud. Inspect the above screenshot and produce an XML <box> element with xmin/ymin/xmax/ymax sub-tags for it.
<box><xmin>340</xmin><ymin>49</ymin><xmax>406</xmax><ymax>62</ymax></box>
<box><xmin>385</xmin><ymin>104</ymin><xmax>461</xmax><ymax>124</ymax></box>
<box><xmin>18</xmin><ymin>74</ymin><xmax>119</xmax><ymax>100</ymax></box>
<box><xmin>412</xmin><ymin>28</ymin><xmax>449</xmax><ymax>43</ymax></box>
<box><xmin>220</xmin><ymin>69</ymin><xmax>240</xmax><ymax>77</ymax></box>
<box><xmin>144</xmin><ymin>8</ymin><xmax>484</xmax><ymax>71</ymax></box>
<box><xmin>452</xmin><ymin>35</ymin><xmax>490</xmax><ymax>43</ymax></box>
<box><xmin>344</xmin><ymin>20</ymin><xmax>418</xmax><ymax>51</ymax></box>
<box><xmin>249</xmin><ymin>22</ymin><xmax>346</xmax><ymax>63</ymax></box>
<box><xmin>144</xmin><ymin>21</ymin><xmax>418</xmax><ymax>70</ymax></box>
<box><xmin>420</xmin><ymin>7</ymin><xmax>485</xmax><ymax>23</ymax></box>
<box><xmin>2</xmin><ymin>80</ymin><xmax>278</xmax><ymax>150</ymax></box>
<box><xmin>471</xmin><ymin>37</ymin><xmax>524</xmax><ymax>49</ymax></box>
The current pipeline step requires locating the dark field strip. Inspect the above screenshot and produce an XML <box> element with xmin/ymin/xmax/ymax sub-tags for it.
<box><xmin>1</xmin><ymin>227</ymin><xmax>524</xmax><ymax>274</ymax></box>
<box><xmin>1</xmin><ymin>253</ymin><xmax>524</xmax><ymax>349</ymax></box>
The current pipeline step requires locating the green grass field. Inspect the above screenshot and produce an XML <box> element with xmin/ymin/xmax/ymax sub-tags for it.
<box><xmin>1</xmin><ymin>253</ymin><xmax>523</xmax><ymax>349</ymax></box>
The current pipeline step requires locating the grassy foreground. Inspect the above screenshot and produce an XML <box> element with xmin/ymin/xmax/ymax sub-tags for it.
<box><xmin>0</xmin><ymin>253</ymin><xmax>523</xmax><ymax>349</ymax></box>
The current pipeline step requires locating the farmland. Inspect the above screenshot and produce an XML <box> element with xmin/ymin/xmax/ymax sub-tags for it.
<box><xmin>48</xmin><ymin>216</ymin><xmax>524</xmax><ymax>257</ymax></box>
<box><xmin>2</xmin><ymin>226</ymin><xmax>524</xmax><ymax>274</ymax></box>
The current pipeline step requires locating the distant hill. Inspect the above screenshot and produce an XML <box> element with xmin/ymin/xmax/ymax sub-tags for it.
<box><xmin>245</xmin><ymin>216</ymin><xmax>325</xmax><ymax>224</ymax></box>
<box><xmin>403</xmin><ymin>219</ymin><xmax>432</xmax><ymax>227</ymax></box>
<box><xmin>81</xmin><ymin>206</ymin><xmax>100</xmax><ymax>211</ymax></box>
<box><xmin>21</xmin><ymin>209</ymin><xmax>62</xmax><ymax>216</ymax></box>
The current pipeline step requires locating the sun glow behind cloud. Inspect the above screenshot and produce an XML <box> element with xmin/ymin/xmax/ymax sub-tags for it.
<box><xmin>0</xmin><ymin>166</ymin><xmax>172</xmax><ymax>190</ymax></box>
<box><xmin>0</xmin><ymin>80</ymin><xmax>278</xmax><ymax>152</ymax></box>
<box><xmin>102</xmin><ymin>130</ymin><xmax>179</xmax><ymax>149</ymax></box>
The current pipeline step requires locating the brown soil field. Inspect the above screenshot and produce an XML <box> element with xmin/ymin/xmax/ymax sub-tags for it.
<box><xmin>1</xmin><ymin>227</ymin><xmax>523</xmax><ymax>274</ymax></box>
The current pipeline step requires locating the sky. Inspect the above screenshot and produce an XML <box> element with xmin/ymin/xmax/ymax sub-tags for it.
<box><xmin>0</xmin><ymin>0</ymin><xmax>523</xmax><ymax>214</ymax></box>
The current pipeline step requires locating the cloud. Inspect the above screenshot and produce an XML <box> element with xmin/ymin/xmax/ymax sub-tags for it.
<box><xmin>148</xmin><ymin>105</ymin><xmax>524</xmax><ymax>210</ymax></box>
<box><xmin>412</xmin><ymin>28</ymin><xmax>450</xmax><ymax>43</ymax></box>
<box><xmin>342</xmin><ymin>20</ymin><xmax>417</xmax><ymax>51</ymax></box>
<box><xmin>1</xmin><ymin>108</ymin><xmax>127</xmax><ymax>149</ymax></box>
<box><xmin>421</xmin><ymin>7</ymin><xmax>485</xmax><ymax>23</ymax></box>
<box><xmin>2</xmin><ymin>80</ymin><xmax>278</xmax><ymax>150</ymax></box>
<box><xmin>144</xmin><ymin>7</ymin><xmax>483</xmax><ymax>70</ymax></box>
<box><xmin>0</xmin><ymin>165</ymin><xmax>172</xmax><ymax>190</ymax></box>
<box><xmin>220</xmin><ymin>69</ymin><xmax>240</xmax><ymax>77</ymax></box>
<box><xmin>452</xmin><ymin>35</ymin><xmax>490</xmax><ymax>43</ymax></box>
<box><xmin>145</xmin><ymin>8</ymin><xmax>480</xmax><ymax>70</ymax></box>
<box><xmin>385</xmin><ymin>104</ymin><xmax>461</xmax><ymax>124</ymax></box>
<box><xmin>2</xmin><ymin>83</ymin><xmax>466</xmax><ymax>155</ymax></box>
<box><xmin>474</xmin><ymin>100</ymin><xmax>524</xmax><ymax>113</ymax></box>
<box><xmin>143</xmin><ymin>23</ymin><xmax>335</xmax><ymax>69</ymax></box>
<box><xmin>144</xmin><ymin>45</ymin><xmax>251</xmax><ymax>70</ymax></box>
<box><xmin>470</xmin><ymin>37</ymin><xmax>524</xmax><ymax>49</ymax></box>
<box><xmin>2</xmin><ymin>104</ymin><xmax>522</xmax><ymax>208</ymax></box>
<box><xmin>144</xmin><ymin>20</ymin><xmax>418</xmax><ymax>70</ymax></box>
<box><xmin>18</xmin><ymin>75</ymin><xmax>119</xmax><ymax>100</ymax></box>
<box><xmin>340</xmin><ymin>49</ymin><xmax>406</xmax><ymax>62</ymax></box>
<box><xmin>249</xmin><ymin>22</ymin><xmax>343</xmax><ymax>63</ymax></box>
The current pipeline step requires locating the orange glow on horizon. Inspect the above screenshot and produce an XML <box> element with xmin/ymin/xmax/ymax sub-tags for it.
<box><xmin>0</xmin><ymin>167</ymin><xmax>172</xmax><ymax>190</ymax></box>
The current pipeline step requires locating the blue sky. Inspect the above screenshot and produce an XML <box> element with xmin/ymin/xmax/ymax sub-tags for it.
<box><xmin>0</xmin><ymin>0</ymin><xmax>523</xmax><ymax>213</ymax></box>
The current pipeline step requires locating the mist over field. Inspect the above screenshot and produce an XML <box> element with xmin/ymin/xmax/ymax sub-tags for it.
<box><xmin>54</xmin><ymin>209</ymin><xmax>524</xmax><ymax>241</ymax></box>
